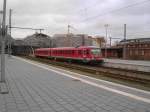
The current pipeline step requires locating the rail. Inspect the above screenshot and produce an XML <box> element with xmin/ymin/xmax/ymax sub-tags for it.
<box><xmin>22</xmin><ymin>56</ymin><xmax>150</xmax><ymax>85</ymax></box>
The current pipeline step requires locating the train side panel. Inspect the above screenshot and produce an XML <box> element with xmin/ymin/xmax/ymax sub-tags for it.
<box><xmin>35</xmin><ymin>47</ymin><xmax>103</xmax><ymax>63</ymax></box>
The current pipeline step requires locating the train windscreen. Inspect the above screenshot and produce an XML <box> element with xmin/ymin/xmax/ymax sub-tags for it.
<box><xmin>91</xmin><ymin>48</ymin><xmax>101</xmax><ymax>56</ymax></box>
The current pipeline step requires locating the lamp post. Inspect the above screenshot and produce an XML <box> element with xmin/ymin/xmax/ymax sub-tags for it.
<box><xmin>0</xmin><ymin>11</ymin><xmax>3</xmax><ymax>55</ymax></box>
<box><xmin>8</xmin><ymin>9</ymin><xmax>12</xmax><ymax>57</ymax></box>
<box><xmin>1</xmin><ymin>0</ymin><xmax>7</xmax><ymax>83</ymax></box>
<box><xmin>104</xmin><ymin>24</ymin><xmax>109</xmax><ymax>58</ymax></box>
<box><xmin>123</xmin><ymin>24</ymin><xmax>127</xmax><ymax>59</ymax></box>
<box><xmin>0</xmin><ymin>11</ymin><xmax>3</xmax><ymax>25</ymax></box>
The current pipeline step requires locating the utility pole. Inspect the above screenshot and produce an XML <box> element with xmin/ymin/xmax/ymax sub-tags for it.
<box><xmin>110</xmin><ymin>37</ymin><xmax>121</xmax><ymax>47</ymax></box>
<box><xmin>1</xmin><ymin>0</ymin><xmax>7</xmax><ymax>82</ymax></box>
<box><xmin>104</xmin><ymin>24</ymin><xmax>109</xmax><ymax>58</ymax></box>
<box><xmin>67</xmin><ymin>24</ymin><xmax>70</xmax><ymax>34</ymax></box>
<box><xmin>109</xmin><ymin>37</ymin><xmax>112</xmax><ymax>47</ymax></box>
<box><xmin>8</xmin><ymin>9</ymin><xmax>12</xmax><ymax>57</ymax></box>
<box><xmin>39</xmin><ymin>29</ymin><xmax>43</xmax><ymax>34</ymax></box>
<box><xmin>123</xmin><ymin>24</ymin><xmax>127</xmax><ymax>59</ymax></box>
<box><xmin>124</xmin><ymin>24</ymin><xmax>126</xmax><ymax>40</ymax></box>
<box><xmin>67</xmin><ymin>25</ymin><xmax>71</xmax><ymax>47</ymax></box>
<box><xmin>82</xmin><ymin>35</ymin><xmax>85</xmax><ymax>46</ymax></box>
<box><xmin>0</xmin><ymin>11</ymin><xmax>3</xmax><ymax>25</ymax></box>
<box><xmin>49</xmin><ymin>37</ymin><xmax>52</xmax><ymax>48</ymax></box>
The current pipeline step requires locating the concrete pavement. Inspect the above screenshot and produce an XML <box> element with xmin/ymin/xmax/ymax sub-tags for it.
<box><xmin>0</xmin><ymin>56</ymin><xmax>150</xmax><ymax>112</ymax></box>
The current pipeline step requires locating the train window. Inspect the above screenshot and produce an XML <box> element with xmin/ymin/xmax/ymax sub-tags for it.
<box><xmin>69</xmin><ymin>50</ymin><xmax>71</xmax><ymax>54</ymax></box>
<box><xmin>72</xmin><ymin>50</ymin><xmax>74</xmax><ymax>54</ymax></box>
<box><xmin>83</xmin><ymin>50</ymin><xmax>87</xmax><ymax>55</ymax></box>
<box><xmin>68</xmin><ymin>50</ymin><xmax>70</xmax><ymax>54</ymax></box>
<box><xmin>86</xmin><ymin>50</ymin><xmax>89</xmax><ymax>55</ymax></box>
<box><xmin>71</xmin><ymin>50</ymin><xmax>73</xmax><ymax>54</ymax></box>
<box><xmin>78</xmin><ymin>50</ymin><xmax>82</xmax><ymax>55</ymax></box>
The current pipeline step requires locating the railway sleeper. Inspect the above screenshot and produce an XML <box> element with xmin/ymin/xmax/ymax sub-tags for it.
<box><xmin>23</xmin><ymin>56</ymin><xmax>150</xmax><ymax>84</ymax></box>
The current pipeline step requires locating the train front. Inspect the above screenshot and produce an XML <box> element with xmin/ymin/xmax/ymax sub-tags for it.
<box><xmin>89</xmin><ymin>48</ymin><xmax>103</xmax><ymax>64</ymax></box>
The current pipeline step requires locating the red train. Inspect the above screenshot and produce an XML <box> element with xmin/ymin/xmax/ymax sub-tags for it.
<box><xmin>34</xmin><ymin>46</ymin><xmax>103</xmax><ymax>64</ymax></box>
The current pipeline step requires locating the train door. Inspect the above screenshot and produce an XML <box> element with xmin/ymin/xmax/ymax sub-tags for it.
<box><xmin>48</xmin><ymin>49</ymin><xmax>51</xmax><ymax>58</ymax></box>
<box><xmin>83</xmin><ymin>49</ymin><xmax>86</xmax><ymax>58</ymax></box>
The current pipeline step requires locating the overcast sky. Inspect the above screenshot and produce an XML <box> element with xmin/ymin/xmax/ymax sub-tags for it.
<box><xmin>0</xmin><ymin>0</ymin><xmax>150</xmax><ymax>40</ymax></box>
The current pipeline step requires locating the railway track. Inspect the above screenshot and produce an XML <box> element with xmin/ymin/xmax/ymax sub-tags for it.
<box><xmin>22</xmin><ymin>56</ymin><xmax>150</xmax><ymax>85</ymax></box>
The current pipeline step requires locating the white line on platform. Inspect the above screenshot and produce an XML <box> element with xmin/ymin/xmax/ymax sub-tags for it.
<box><xmin>14</xmin><ymin>57</ymin><xmax>150</xmax><ymax>95</ymax></box>
<box><xmin>14</xmin><ymin>57</ymin><xmax>150</xmax><ymax>104</ymax></box>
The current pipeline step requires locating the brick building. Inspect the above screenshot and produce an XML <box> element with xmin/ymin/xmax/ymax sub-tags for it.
<box><xmin>119</xmin><ymin>38</ymin><xmax>150</xmax><ymax>60</ymax></box>
<box><xmin>101</xmin><ymin>47</ymin><xmax>123</xmax><ymax>58</ymax></box>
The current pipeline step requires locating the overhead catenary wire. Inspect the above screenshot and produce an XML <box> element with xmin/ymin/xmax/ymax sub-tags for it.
<box><xmin>67</xmin><ymin>0</ymin><xmax>150</xmax><ymax>39</ymax></box>
<box><xmin>81</xmin><ymin>0</ymin><xmax>150</xmax><ymax>22</ymax></box>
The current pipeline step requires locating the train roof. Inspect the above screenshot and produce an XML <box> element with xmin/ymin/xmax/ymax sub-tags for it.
<box><xmin>35</xmin><ymin>48</ymin><xmax>51</xmax><ymax>51</ymax></box>
<box><xmin>78</xmin><ymin>46</ymin><xmax>99</xmax><ymax>49</ymax></box>
<box><xmin>35</xmin><ymin>46</ymin><xmax>100</xmax><ymax>51</ymax></box>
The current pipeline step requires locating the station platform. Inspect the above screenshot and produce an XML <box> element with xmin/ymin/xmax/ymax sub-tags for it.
<box><xmin>103</xmin><ymin>59</ymin><xmax>150</xmax><ymax>72</ymax></box>
<box><xmin>0</xmin><ymin>56</ymin><xmax>150</xmax><ymax>112</ymax></box>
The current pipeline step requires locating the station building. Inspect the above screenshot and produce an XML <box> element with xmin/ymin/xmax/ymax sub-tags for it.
<box><xmin>119</xmin><ymin>38</ymin><xmax>150</xmax><ymax>60</ymax></box>
<box><xmin>52</xmin><ymin>34</ymin><xmax>93</xmax><ymax>47</ymax></box>
<box><xmin>11</xmin><ymin>33</ymin><xmax>52</xmax><ymax>55</ymax></box>
<box><xmin>101</xmin><ymin>38</ymin><xmax>150</xmax><ymax>60</ymax></box>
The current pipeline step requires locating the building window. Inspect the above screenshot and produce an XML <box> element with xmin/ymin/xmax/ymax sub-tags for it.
<box><xmin>129</xmin><ymin>50</ymin><xmax>132</xmax><ymax>56</ymax></box>
<box><xmin>145</xmin><ymin>44</ymin><xmax>148</xmax><ymax>47</ymax></box>
<box><xmin>135</xmin><ymin>50</ymin><xmax>138</xmax><ymax>55</ymax></box>
<box><xmin>141</xmin><ymin>50</ymin><xmax>144</xmax><ymax>56</ymax></box>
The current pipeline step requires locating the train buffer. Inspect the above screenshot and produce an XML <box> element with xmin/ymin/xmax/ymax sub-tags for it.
<box><xmin>0</xmin><ymin>56</ymin><xmax>150</xmax><ymax>112</ymax></box>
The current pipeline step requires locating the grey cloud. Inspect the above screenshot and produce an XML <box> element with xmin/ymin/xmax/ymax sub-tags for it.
<box><xmin>0</xmin><ymin>0</ymin><xmax>149</xmax><ymax>39</ymax></box>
